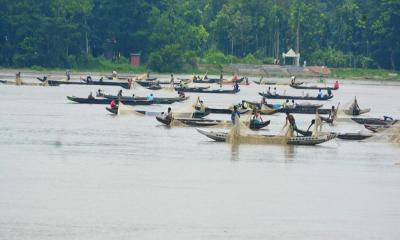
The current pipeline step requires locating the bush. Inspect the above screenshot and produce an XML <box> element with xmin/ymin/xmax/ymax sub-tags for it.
<box><xmin>204</xmin><ymin>50</ymin><xmax>231</xmax><ymax>64</ymax></box>
<box><xmin>240</xmin><ymin>53</ymin><xmax>262</xmax><ymax>64</ymax></box>
<box><xmin>31</xmin><ymin>65</ymin><xmax>46</xmax><ymax>71</ymax></box>
<box><xmin>147</xmin><ymin>44</ymin><xmax>184</xmax><ymax>72</ymax></box>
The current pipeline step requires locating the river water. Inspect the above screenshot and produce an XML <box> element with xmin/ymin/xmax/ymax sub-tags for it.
<box><xmin>0</xmin><ymin>74</ymin><xmax>400</xmax><ymax>239</ymax></box>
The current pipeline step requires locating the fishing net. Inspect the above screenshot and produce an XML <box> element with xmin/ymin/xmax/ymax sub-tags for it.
<box><xmin>116</xmin><ymin>101</ymin><xmax>140</xmax><ymax>116</ymax></box>
<box><xmin>368</xmin><ymin>122</ymin><xmax>400</xmax><ymax>144</ymax></box>
<box><xmin>226</xmin><ymin>115</ymin><xmax>289</xmax><ymax>145</ymax></box>
<box><xmin>312</xmin><ymin>112</ymin><xmax>323</xmax><ymax>137</ymax></box>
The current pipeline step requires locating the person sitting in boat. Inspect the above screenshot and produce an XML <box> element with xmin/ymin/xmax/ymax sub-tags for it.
<box><xmin>219</xmin><ymin>72</ymin><xmax>223</xmax><ymax>88</ymax></box>
<box><xmin>86</xmin><ymin>74</ymin><xmax>92</xmax><ymax>83</ymax></box>
<box><xmin>192</xmin><ymin>75</ymin><xmax>197</xmax><ymax>81</ymax></box>
<box><xmin>273</xmin><ymin>87</ymin><xmax>277</xmax><ymax>95</ymax></box>
<box><xmin>327</xmin><ymin>88</ymin><xmax>332</xmax><ymax>97</ymax></box>
<box><xmin>233</xmin><ymin>81</ymin><xmax>240</xmax><ymax>91</ymax></box>
<box><xmin>261</xmin><ymin>96</ymin><xmax>267</xmax><ymax>105</ymax></box>
<box><xmin>112</xmin><ymin>70</ymin><xmax>118</xmax><ymax>78</ymax></box>
<box><xmin>166</xmin><ymin>107</ymin><xmax>173</xmax><ymax>120</ymax></box>
<box><xmin>96</xmin><ymin>89</ymin><xmax>103</xmax><ymax>97</ymax></box>
<box><xmin>284</xmin><ymin>112</ymin><xmax>298</xmax><ymax>136</ymax></box>
<box><xmin>147</xmin><ymin>93</ymin><xmax>155</xmax><ymax>101</ymax></box>
<box><xmin>383</xmin><ymin>116</ymin><xmax>393</xmax><ymax>121</ymax></box>
<box><xmin>291</xmin><ymin>99</ymin><xmax>297</xmax><ymax>108</ymax></box>
<box><xmin>198</xmin><ymin>101</ymin><xmax>206</xmax><ymax>113</ymax></box>
<box><xmin>232</xmin><ymin>73</ymin><xmax>238</xmax><ymax>81</ymax></box>
<box><xmin>117</xmin><ymin>89</ymin><xmax>123</xmax><ymax>98</ymax></box>
<box><xmin>245</xmin><ymin>77</ymin><xmax>249</xmax><ymax>85</ymax></box>
<box><xmin>88</xmin><ymin>92</ymin><xmax>95</xmax><ymax>100</ymax></box>
<box><xmin>110</xmin><ymin>99</ymin><xmax>118</xmax><ymax>109</ymax></box>
<box><xmin>334</xmin><ymin>80</ymin><xmax>339</xmax><ymax>89</ymax></box>
<box><xmin>204</xmin><ymin>73</ymin><xmax>208</xmax><ymax>79</ymax></box>
<box><xmin>66</xmin><ymin>70</ymin><xmax>71</xmax><ymax>80</ymax></box>
<box><xmin>283</xmin><ymin>99</ymin><xmax>289</xmax><ymax>108</ymax></box>
<box><xmin>231</xmin><ymin>106</ymin><xmax>241</xmax><ymax>123</ymax></box>
<box><xmin>317</xmin><ymin>89</ymin><xmax>324</xmax><ymax>99</ymax></box>
<box><xmin>146</xmin><ymin>71</ymin><xmax>150</xmax><ymax>79</ymax></box>
<box><xmin>266</xmin><ymin>86</ymin><xmax>271</xmax><ymax>95</ymax></box>
<box><xmin>290</xmin><ymin>76</ymin><xmax>296</xmax><ymax>85</ymax></box>
<box><xmin>251</xmin><ymin>110</ymin><xmax>263</xmax><ymax>124</ymax></box>
<box><xmin>178</xmin><ymin>91</ymin><xmax>185</xmax><ymax>99</ymax></box>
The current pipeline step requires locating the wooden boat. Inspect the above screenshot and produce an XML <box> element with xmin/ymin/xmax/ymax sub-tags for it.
<box><xmin>253</xmin><ymin>79</ymin><xmax>277</xmax><ymax>85</ymax></box>
<box><xmin>0</xmin><ymin>80</ymin><xmax>44</xmax><ymax>86</ymax></box>
<box><xmin>193</xmin><ymin>78</ymin><xmax>220</xmax><ymax>83</ymax></box>
<box><xmin>241</xmin><ymin>100</ymin><xmax>330</xmax><ymax>114</ymax></box>
<box><xmin>352</xmin><ymin>117</ymin><xmax>397</xmax><ymax>125</ymax></box>
<box><xmin>295</xmin><ymin>129</ymin><xmax>372</xmax><ymax>140</ymax></box>
<box><xmin>196</xmin><ymin>128</ymin><xmax>337</xmax><ymax>145</ymax></box>
<box><xmin>100</xmin><ymin>94</ymin><xmax>189</xmax><ymax>103</ymax></box>
<box><xmin>290</xmin><ymin>84</ymin><xmax>338</xmax><ymax>90</ymax></box>
<box><xmin>259</xmin><ymin>92</ymin><xmax>333</xmax><ymax>101</ymax></box>
<box><xmin>37</xmin><ymin>77</ymin><xmax>131</xmax><ymax>89</ymax></box>
<box><xmin>195</xmin><ymin>106</ymin><xmax>250</xmax><ymax>114</ymax></box>
<box><xmin>176</xmin><ymin>87</ymin><xmax>239</xmax><ymax>94</ymax></box>
<box><xmin>135</xmin><ymin>110</ymin><xmax>210</xmax><ymax>118</ymax></box>
<box><xmin>67</xmin><ymin>96</ymin><xmax>153</xmax><ymax>105</ymax></box>
<box><xmin>155</xmin><ymin>116</ymin><xmax>270</xmax><ymax>130</ymax></box>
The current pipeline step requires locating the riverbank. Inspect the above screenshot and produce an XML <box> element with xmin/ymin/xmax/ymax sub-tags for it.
<box><xmin>1</xmin><ymin>65</ymin><xmax>399</xmax><ymax>81</ymax></box>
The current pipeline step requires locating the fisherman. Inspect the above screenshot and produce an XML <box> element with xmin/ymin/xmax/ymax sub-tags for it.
<box><xmin>198</xmin><ymin>100</ymin><xmax>206</xmax><ymax>113</ymax></box>
<box><xmin>178</xmin><ymin>91</ymin><xmax>185</xmax><ymax>98</ymax></box>
<box><xmin>146</xmin><ymin>71</ymin><xmax>150</xmax><ymax>79</ymax></box>
<box><xmin>231</xmin><ymin>105</ymin><xmax>241</xmax><ymax>123</ymax></box>
<box><xmin>317</xmin><ymin>89</ymin><xmax>323</xmax><ymax>99</ymax></box>
<box><xmin>166</xmin><ymin>107</ymin><xmax>173</xmax><ymax>120</ymax></box>
<box><xmin>245</xmin><ymin>77</ymin><xmax>249</xmax><ymax>85</ymax></box>
<box><xmin>291</xmin><ymin>76</ymin><xmax>296</xmax><ymax>85</ymax></box>
<box><xmin>117</xmin><ymin>89</ymin><xmax>123</xmax><ymax>98</ymax></box>
<box><xmin>283</xmin><ymin>99</ymin><xmax>290</xmax><ymax>108</ymax></box>
<box><xmin>219</xmin><ymin>71</ymin><xmax>223</xmax><ymax>88</ymax></box>
<box><xmin>328</xmin><ymin>105</ymin><xmax>337</xmax><ymax>122</ymax></box>
<box><xmin>147</xmin><ymin>93</ymin><xmax>154</xmax><ymax>101</ymax></box>
<box><xmin>170</xmin><ymin>74</ymin><xmax>174</xmax><ymax>87</ymax></box>
<box><xmin>233</xmin><ymin>81</ymin><xmax>240</xmax><ymax>92</ymax></box>
<box><xmin>284</xmin><ymin>112</ymin><xmax>297</xmax><ymax>135</ymax></box>
<box><xmin>16</xmin><ymin>72</ymin><xmax>22</xmax><ymax>85</ymax></box>
<box><xmin>261</xmin><ymin>96</ymin><xmax>267</xmax><ymax>105</ymax></box>
<box><xmin>291</xmin><ymin>99</ymin><xmax>296</xmax><ymax>108</ymax></box>
<box><xmin>273</xmin><ymin>87</ymin><xmax>277</xmax><ymax>95</ymax></box>
<box><xmin>97</xmin><ymin>89</ymin><xmax>103</xmax><ymax>97</ymax></box>
<box><xmin>88</xmin><ymin>92</ymin><xmax>95</xmax><ymax>100</ymax></box>
<box><xmin>352</xmin><ymin>97</ymin><xmax>361</xmax><ymax>115</ymax></box>
<box><xmin>112</xmin><ymin>70</ymin><xmax>118</xmax><ymax>78</ymax></box>
<box><xmin>267</xmin><ymin>86</ymin><xmax>271</xmax><ymax>94</ymax></box>
<box><xmin>327</xmin><ymin>88</ymin><xmax>332</xmax><ymax>97</ymax></box>
<box><xmin>334</xmin><ymin>80</ymin><xmax>339</xmax><ymax>89</ymax></box>
<box><xmin>110</xmin><ymin>99</ymin><xmax>117</xmax><ymax>109</ymax></box>
<box><xmin>86</xmin><ymin>74</ymin><xmax>92</xmax><ymax>83</ymax></box>
<box><xmin>66</xmin><ymin>70</ymin><xmax>71</xmax><ymax>80</ymax></box>
<box><xmin>251</xmin><ymin>110</ymin><xmax>263</xmax><ymax>124</ymax></box>
<box><xmin>232</xmin><ymin>73</ymin><xmax>238</xmax><ymax>82</ymax></box>
<box><xmin>204</xmin><ymin>73</ymin><xmax>208</xmax><ymax>79</ymax></box>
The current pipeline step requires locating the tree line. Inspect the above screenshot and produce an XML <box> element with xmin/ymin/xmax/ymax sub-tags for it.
<box><xmin>0</xmin><ymin>0</ymin><xmax>399</xmax><ymax>71</ymax></box>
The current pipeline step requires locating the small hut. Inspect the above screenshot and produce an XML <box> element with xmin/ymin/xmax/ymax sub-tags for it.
<box><xmin>282</xmin><ymin>49</ymin><xmax>300</xmax><ymax>66</ymax></box>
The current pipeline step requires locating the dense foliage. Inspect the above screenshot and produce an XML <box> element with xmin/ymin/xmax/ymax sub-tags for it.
<box><xmin>0</xmin><ymin>0</ymin><xmax>399</xmax><ymax>71</ymax></box>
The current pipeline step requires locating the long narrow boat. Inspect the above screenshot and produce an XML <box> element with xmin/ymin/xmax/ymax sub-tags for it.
<box><xmin>352</xmin><ymin>117</ymin><xmax>397</xmax><ymax>125</ymax></box>
<box><xmin>194</xmin><ymin>106</ymin><xmax>250</xmax><ymax>114</ymax></box>
<box><xmin>105</xmin><ymin>107</ymin><xmax>210</xmax><ymax>118</ymax></box>
<box><xmin>193</xmin><ymin>78</ymin><xmax>220</xmax><ymax>83</ymax></box>
<box><xmin>295</xmin><ymin>129</ymin><xmax>373</xmax><ymax>140</ymax></box>
<box><xmin>135</xmin><ymin>80</ymin><xmax>171</xmax><ymax>87</ymax></box>
<box><xmin>290</xmin><ymin>84</ymin><xmax>338</xmax><ymax>90</ymax></box>
<box><xmin>196</xmin><ymin>128</ymin><xmax>337</xmax><ymax>145</ymax></box>
<box><xmin>0</xmin><ymin>80</ymin><xmax>44</xmax><ymax>86</ymax></box>
<box><xmin>241</xmin><ymin>100</ymin><xmax>330</xmax><ymax>114</ymax></box>
<box><xmin>100</xmin><ymin>94</ymin><xmax>189</xmax><ymax>103</ymax></box>
<box><xmin>155</xmin><ymin>115</ymin><xmax>270</xmax><ymax>130</ymax></box>
<box><xmin>176</xmin><ymin>87</ymin><xmax>239</xmax><ymax>94</ymax></box>
<box><xmin>37</xmin><ymin>77</ymin><xmax>131</xmax><ymax>89</ymax></box>
<box><xmin>343</xmin><ymin>108</ymin><xmax>371</xmax><ymax>116</ymax></box>
<box><xmin>259</xmin><ymin>92</ymin><xmax>333</xmax><ymax>101</ymax></box>
<box><xmin>364</xmin><ymin>124</ymin><xmax>392</xmax><ymax>132</ymax></box>
<box><xmin>67</xmin><ymin>96</ymin><xmax>153</xmax><ymax>105</ymax></box>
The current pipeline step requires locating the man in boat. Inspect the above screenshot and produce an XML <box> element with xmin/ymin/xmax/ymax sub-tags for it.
<box><xmin>219</xmin><ymin>71</ymin><xmax>223</xmax><ymax>88</ymax></box>
<box><xmin>147</xmin><ymin>93</ymin><xmax>155</xmax><ymax>102</ymax></box>
<box><xmin>110</xmin><ymin>99</ymin><xmax>118</xmax><ymax>109</ymax></box>
<box><xmin>283</xmin><ymin>99</ymin><xmax>289</xmax><ymax>108</ymax></box>
<box><xmin>86</xmin><ymin>74</ymin><xmax>92</xmax><ymax>83</ymax></box>
<box><xmin>284</xmin><ymin>112</ymin><xmax>298</xmax><ymax>136</ymax></box>
<box><xmin>231</xmin><ymin>106</ymin><xmax>241</xmax><ymax>123</ymax></box>
<box><xmin>352</xmin><ymin>97</ymin><xmax>361</xmax><ymax>115</ymax></box>
<box><xmin>112</xmin><ymin>70</ymin><xmax>118</xmax><ymax>79</ymax></box>
<box><xmin>290</xmin><ymin>76</ymin><xmax>296</xmax><ymax>85</ymax></box>
<box><xmin>178</xmin><ymin>91</ymin><xmax>185</xmax><ymax>98</ymax></box>
<box><xmin>261</xmin><ymin>96</ymin><xmax>267</xmax><ymax>105</ymax></box>
<box><xmin>291</xmin><ymin>99</ymin><xmax>297</xmax><ymax>108</ymax></box>
<box><xmin>251</xmin><ymin>110</ymin><xmax>263</xmax><ymax>124</ymax></box>
<box><xmin>16</xmin><ymin>72</ymin><xmax>22</xmax><ymax>85</ymax></box>
<box><xmin>245</xmin><ymin>77</ymin><xmax>249</xmax><ymax>85</ymax></box>
<box><xmin>327</xmin><ymin>88</ymin><xmax>332</xmax><ymax>97</ymax></box>
<box><xmin>233</xmin><ymin>81</ymin><xmax>240</xmax><ymax>91</ymax></box>
<box><xmin>317</xmin><ymin>89</ymin><xmax>324</xmax><ymax>99</ymax></box>
<box><xmin>198</xmin><ymin>100</ymin><xmax>206</xmax><ymax>113</ymax></box>
<box><xmin>166</xmin><ymin>107</ymin><xmax>173</xmax><ymax>120</ymax></box>
<box><xmin>232</xmin><ymin>73</ymin><xmax>238</xmax><ymax>82</ymax></box>
<box><xmin>334</xmin><ymin>80</ymin><xmax>339</xmax><ymax>89</ymax></box>
<box><xmin>66</xmin><ymin>70</ymin><xmax>71</xmax><ymax>80</ymax></box>
<box><xmin>88</xmin><ymin>92</ymin><xmax>95</xmax><ymax>100</ymax></box>
<box><xmin>117</xmin><ymin>89</ymin><xmax>123</xmax><ymax>98</ymax></box>
<box><xmin>328</xmin><ymin>105</ymin><xmax>337</xmax><ymax>122</ymax></box>
<box><xmin>170</xmin><ymin>74</ymin><xmax>174</xmax><ymax>87</ymax></box>
<box><xmin>267</xmin><ymin>86</ymin><xmax>271</xmax><ymax>94</ymax></box>
<box><xmin>96</xmin><ymin>89</ymin><xmax>103</xmax><ymax>97</ymax></box>
<box><xmin>273</xmin><ymin>87</ymin><xmax>277</xmax><ymax>95</ymax></box>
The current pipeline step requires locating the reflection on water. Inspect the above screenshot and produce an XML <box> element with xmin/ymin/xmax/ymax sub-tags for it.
<box><xmin>230</xmin><ymin>143</ymin><xmax>240</xmax><ymax>161</ymax></box>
